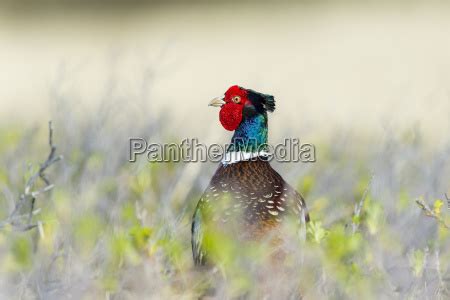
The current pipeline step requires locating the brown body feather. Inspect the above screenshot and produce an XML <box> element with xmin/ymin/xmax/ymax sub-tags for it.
<box><xmin>192</xmin><ymin>158</ymin><xmax>309</xmax><ymax>266</ymax></box>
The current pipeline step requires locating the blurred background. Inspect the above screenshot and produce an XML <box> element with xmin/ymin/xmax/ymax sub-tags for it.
<box><xmin>0</xmin><ymin>1</ymin><xmax>449</xmax><ymax>299</ymax></box>
<box><xmin>1</xmin><ymin>1</ymin><xmax>450</xmax><ymax>141</ymax></box>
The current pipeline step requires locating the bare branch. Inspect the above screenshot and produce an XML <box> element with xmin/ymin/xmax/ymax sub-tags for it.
<box><xmin>446</xmin><ymin>193</ymin><xmax>449</xmax><ymax>210</ymax></box>
<box><xmin>415</xmin><ymin>198</ymin><xmax>449</xmax><ymax>229</ymax></box>
<box><xmin>0</xmin><ymin>121</ymin><xmax>62</xmax><ymax>232</ymax></box>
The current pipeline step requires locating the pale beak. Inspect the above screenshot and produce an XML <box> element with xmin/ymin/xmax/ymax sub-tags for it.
<box><xmin>208</xmin><ymin>96</ymin><xmax>225</xmax><ymax>107</ymax></box>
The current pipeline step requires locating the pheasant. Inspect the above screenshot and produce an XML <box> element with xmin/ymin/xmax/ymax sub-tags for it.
<box><xmin>191</xmin><ymin>85</ymin><xmax>309</xmax><ymax>266</ymax></box>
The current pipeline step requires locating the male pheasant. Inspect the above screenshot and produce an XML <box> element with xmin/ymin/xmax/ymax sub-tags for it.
<box><xmin>192</xmin><ymin>85</ymin><xmax>309</xmax><ymax>266</ymax></box>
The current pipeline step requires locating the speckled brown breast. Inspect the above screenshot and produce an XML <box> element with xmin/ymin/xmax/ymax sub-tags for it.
<box><xmin>191</xmin><ymin>159</ymin><xmax>309</xmax><ymax>265</ymax></box>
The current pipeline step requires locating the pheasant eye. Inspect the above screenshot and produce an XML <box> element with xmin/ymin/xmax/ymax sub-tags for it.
<box><xmin>232</xmin><ymin>96</ymin><xmax>241</xmax><ymax>104</ymax></box>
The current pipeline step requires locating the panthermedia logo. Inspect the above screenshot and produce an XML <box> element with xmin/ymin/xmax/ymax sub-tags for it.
<box><xmin>128</xmin><ymin>138</ymin><xmax>316</xmax><ymax>163</ymax></box>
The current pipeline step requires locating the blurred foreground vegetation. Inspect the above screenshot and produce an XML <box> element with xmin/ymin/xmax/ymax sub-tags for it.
<box><xmin>0</xmin><ymin>93</ymin><xmax>449</xmax><ymax>299</ymax></box>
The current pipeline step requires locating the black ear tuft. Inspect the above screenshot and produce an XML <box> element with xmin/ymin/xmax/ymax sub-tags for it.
<box><xmin>262</xmin><ymin>94</ymin><xmax>276</xmax><ymax>112</ymax></box>
<box><xmin>246</xmin><ymin>89</ymin><xmax>276</xmax><ymax>113</ymax></box>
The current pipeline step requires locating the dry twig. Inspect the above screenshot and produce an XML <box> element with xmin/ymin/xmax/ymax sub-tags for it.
<box><xmin>446</xmin><ymin>193</ymin><xmax>450</xmax><ymax>210</ymax></box>
<box><xmin>0</xmin><ymin>121</ymin><xmax>62</xmax><ymax>231</ymax></box>
<box><xmin>415</xmin><ymin>198</ymin><xmax>449</xmax><ymax>229</ymax></box>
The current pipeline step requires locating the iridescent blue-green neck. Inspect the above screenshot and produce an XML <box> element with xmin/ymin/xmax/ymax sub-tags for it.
<box><xmin>228</xmin><ymin>113</ymin><xmax>268</xmax><ymax>153</ymax></box>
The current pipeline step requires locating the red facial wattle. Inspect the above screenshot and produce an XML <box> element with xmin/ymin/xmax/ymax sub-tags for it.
<box><xmin>219</xmin><ymin>103</ymin><xmax>244</xmax><ymax>131</ymax></box>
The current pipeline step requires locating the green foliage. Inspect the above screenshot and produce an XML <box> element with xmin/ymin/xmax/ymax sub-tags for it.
<box><xmin>0</xmin><ymin>128</ymin><xmax>22</xmax><ymax>156</ymax></box>
<box><xmin>299</xmin><ymin>175</ymin><xmax>315</xmax><ymax>198</ymax></box>
<box><xmin>86</xmin><ymin>151</ymin><xmax>105</xmax><ymax>172</ymax></box>
<box><xmin>0</xmin><ymin>121</ymin><xmax>449</xmax><ymax>299</ymax></box>
<box><xmin>397</xmin><ymin>189</ymin><xmax>410</xmax><ymax>211</ymax></box>
<box><xmin>307</xmin><ymin>221</ymin><xmax>328</xmax><ymax>244</ymax></box>
<box><xmin>130</xmin><ymin>167</ymin><xmax>152</xmax><ymax>196</ymax></box>
<box><xmin>353</xmin><ymin>175</ymin><xmax>371</xmax><ymax>200</ymax></box>
<box><xmin>433</xmin><ymin>199</ymin><xmax>444</xmax><ymax>216</ymax></box>
<box><xmin>11</xmin><ymin>235</ymin><xmax>32</xmax><ymax>270</ymax></box>
<box><xmin>129</xmin><ymin>226</ymin><xmax>153</xmax><ymax>251</ymax></box>
<box><xmin>325</xmin><ymin>225</ymin><xmax>363</xmax><ymax>263</ymax></box>
<box><xmin>409</xmin><ymin>249</ymin><xmax>425</xmax><ymax>278</ymax></box>
<box><xmin>109</xmin><ymin>231</ymin><xmax>141</xmax><ymax>267</ymax></box>
<box><xmin>73</xmin><ymin>214</ymin><xmax>105</xmax><ymax>256</ymax></box>
<box><xmin>363</xmin><ymin>196</ymin><xmax>384</xmax><ymax>235</ymax></box>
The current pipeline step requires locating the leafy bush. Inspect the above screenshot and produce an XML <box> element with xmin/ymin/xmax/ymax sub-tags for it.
<box><xmin>0</xmin><ymin>88</ymin><xmax>449</xmax><ymax>299</ymax></box>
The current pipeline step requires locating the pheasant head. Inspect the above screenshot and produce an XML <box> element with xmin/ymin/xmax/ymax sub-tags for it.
<box><xmin>209</xmin><ymin>85</ymin><xmax>276</xmax><ymax>153</ymax></box>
